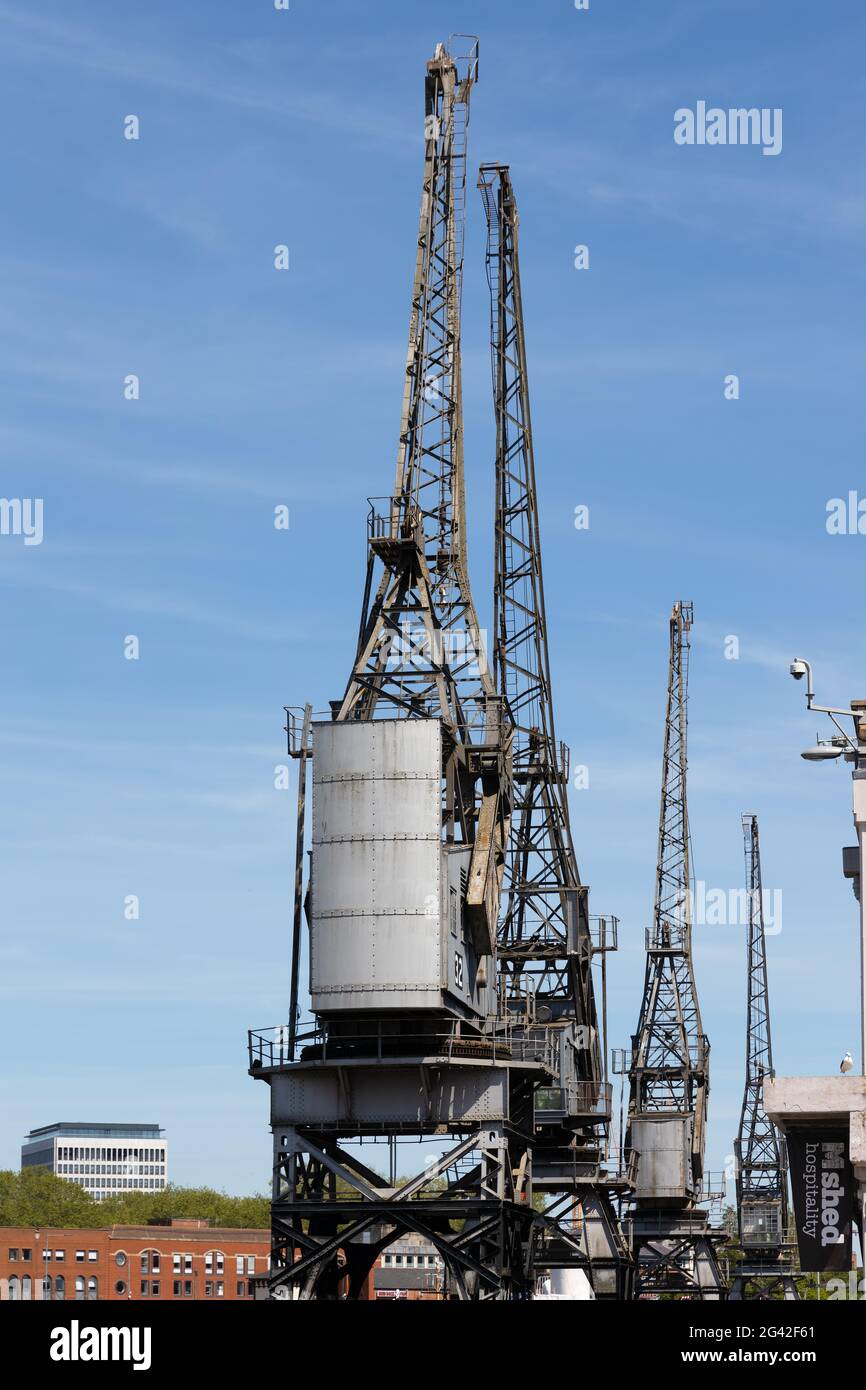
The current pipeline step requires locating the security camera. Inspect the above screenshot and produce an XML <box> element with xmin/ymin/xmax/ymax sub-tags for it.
<box><xmin>790</xmin><ymin>659</ymin><xmax>808</xmax><ymax>681</ymax></box>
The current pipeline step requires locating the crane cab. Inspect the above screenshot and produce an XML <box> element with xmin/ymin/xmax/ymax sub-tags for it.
<box><xmin>740</xmin><ymin>1197</ymin><xmax>784</xmax><ymax>1250</ymax></box>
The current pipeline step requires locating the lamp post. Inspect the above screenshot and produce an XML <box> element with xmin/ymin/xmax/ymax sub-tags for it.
<box><xmin>789</xmin><ymin>658</ymin><xmax>866</xmax><ymax>1075</ymax></box>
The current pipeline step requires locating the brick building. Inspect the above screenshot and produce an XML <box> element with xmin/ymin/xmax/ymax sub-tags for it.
<box><xmin>374</xmin><ymin>1233</ymin><xmax>444</xmax><ymax>1300</ymax></box>
<box><xmin>0</xmin><ymin>1219</ymin><xmax>269</xmax><ymax>1301</ymax></box>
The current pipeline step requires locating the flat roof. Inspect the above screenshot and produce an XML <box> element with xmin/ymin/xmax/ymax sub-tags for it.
<box><xmin>24</xmin><ymin>1123</ymin><xmax>164</xmax><ymax>1140</ymax></box>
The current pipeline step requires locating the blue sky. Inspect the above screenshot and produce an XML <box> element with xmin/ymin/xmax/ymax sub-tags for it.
<box><xmin>0</xmin><ymin>0</ymin><xmax>864</xmax><ymax>1196</ymax></box>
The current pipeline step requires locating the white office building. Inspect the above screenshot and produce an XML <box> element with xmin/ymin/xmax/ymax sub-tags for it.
<box><xmin>21</xmin><ymin>1123</ymin><xmax>168</xmax><ymax>1202</ymax></box>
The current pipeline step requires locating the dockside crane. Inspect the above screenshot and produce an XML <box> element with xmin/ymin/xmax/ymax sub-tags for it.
<box><xmin>626</xmin><ymin>601</ymin><xmax>726</xmax><ymax>1297</ymax></box>
<box><xmin>730</xmin><ymin>813</ymin><xmax>798</xmax><ymax>1300</ymax></box>
<box><xmin>479</xmin><ymin>163</ymin><xmax>632</xmax><ymax>1297</ymax></box>
<box><xmin>250</xmin><ymin>39</ymin><xmax>543</xmax><ymax>1303</ymax></box>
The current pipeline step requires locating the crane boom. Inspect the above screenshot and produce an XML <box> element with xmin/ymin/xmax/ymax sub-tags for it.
<box><xmin>339</xmin><ymin>39</ymin><xmax>492</xmax><ymax>737</ymax></box>
<box><xmin>629</xmin><ymin>602</ymin><xmax>708</xmax><ymax>1169</ymax></box>
<box><xmin>479</xmin><ymin>162</ymin><xmax>600</xmax><ymax>1081</ymax></box>
<box><xmin>736</xmin><ymin>813</ymin><xmax>788</xmax><ymax>1242</ymax></box>
<box><xmin>624</xmin><ymin>603</ymin><xmax>725</xmax><ymax>1297</ymax></box>
<box><xmin>478</xmin><ymin>160</ymin><xmax>632</xmax><ymax>1300</ymax></box>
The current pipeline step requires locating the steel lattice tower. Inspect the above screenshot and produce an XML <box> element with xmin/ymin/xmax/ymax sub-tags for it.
<box><xmin>630</xmin><ymin>602</ymin><xmax>708</xmax><ymax>1129</ymax></box>
<box><xmin>626</xmin><ymin>601</ymin><xmax>725</xmax><ymax>1298</ymax></box>
<box><xmin>478</xmin><ymin>164</ymin><xmax>632</xmax><ymax>1298</ymax></box>
<box><xmin>729</xmin><ymin>814</ymin><xmax>798</xmax><ymax>1300</ymax></box>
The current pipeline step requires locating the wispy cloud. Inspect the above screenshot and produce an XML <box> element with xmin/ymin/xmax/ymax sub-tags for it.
<box><xmin>0</xmin><ymin>560</ymin><xmax>309</xmax><ymax>642</ymax></box>
<box><xmin>0</xmin><ymin>2</ymin><xmax>416</xmax><ymax>150</ymax></box>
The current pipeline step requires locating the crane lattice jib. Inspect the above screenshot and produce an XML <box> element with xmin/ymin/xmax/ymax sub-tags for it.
<box><xmin>630</xmin><ymin>602</ymin><xmax>709</xmax><ymax>1134</ymax></box>
<box><xmin>339</xmin><ymin>40</ymin><xmax>494</xmax><ymax>739</ymax></box>
<box><xmin>479</xmin><ymin>163</ymin><xmax>599</xmax><ymax>1077</ymax></box>
<box><xmin>736</xmin><ymin>814</ymin><xmax>787</xmax><ymax>1212</ymax></box>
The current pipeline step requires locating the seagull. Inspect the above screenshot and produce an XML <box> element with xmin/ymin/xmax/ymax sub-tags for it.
<box><xmin>840</xmin><ymin>1052</ymin><xmax>854</xmax><ymax>1073</ymax></box>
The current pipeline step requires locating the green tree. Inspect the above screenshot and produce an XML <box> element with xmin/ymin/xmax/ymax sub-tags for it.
<box><xmin>0</xmin><ymin>1169</ymin><xmax>269</xmax><ymax>1229</ymax></box>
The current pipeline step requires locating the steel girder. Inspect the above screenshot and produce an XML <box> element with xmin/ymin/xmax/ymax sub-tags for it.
<box><xmin>263</xmin><ymin>1125</ymin><xmax>536</xmax><ymax>1301</ymax></box>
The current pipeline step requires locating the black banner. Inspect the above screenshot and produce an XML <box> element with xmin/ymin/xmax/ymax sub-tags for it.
<box><xmin>787</xmin><ymin>1129</ymin><xmax>854</xmax><ymax>1272</ymax></box>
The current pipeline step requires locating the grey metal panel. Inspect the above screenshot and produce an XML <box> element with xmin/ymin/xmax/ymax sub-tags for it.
<box><xmin>310</xmin><ymin>719</ymin><xmax>443</xmax><ymax>1011</ymax></box>
<box><xmin>631</xmin><ymin>1116</ymin><xmax>693</xmax><ymax>1201</ymax></box>
<box><xmin>375</xmin><ymin>1270</ymin><xmax>439</xmax><ymax>1291</ymax></box>
<box><xmin>270</xmin><ymin>1064</ymin><xmax>510</xmax><ymax>1127</ymax></box>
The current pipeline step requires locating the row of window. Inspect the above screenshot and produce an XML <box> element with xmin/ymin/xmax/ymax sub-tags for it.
<box><xmin>168</xmin><ymin>1253</ymin><xmax>256</xmax><ymax>1275</ymax></box>
<box><xmin>71</xmin><ymin>1178</ymin><xmax>166</xmax><ymax>1192</ymax></box>
<box><xmin>12</xmin><ymin>1249</ymin><xmax>98</xmax><ymax>1263</ymax></box>
<box><xmin>381</xmin><ymin>1253</ymin><xmax>441</xmax><ymax>1268</ymax></box>
<box><xmin>6</xmin><ymin>1276</ymin><xmax>97</xmax><ymax>1300</ymax></box>
<box><xmin>3</xmin><ymin>1276</ymin><xmax>252</xmax><ymax>1301</ymax></box>
<box><xmin>57</xmin><ymin>1146</ymin><xmax>165</xmax><ymax>1162</ymax></box>
<box><xmin>59</xmin><ymin>1163</ymin><xmax>165</xmax><ymax>1176</ymax></box>
<box><xmin>10</xmin><ymin>1248</ymin><xmax>258</xmax><ymax>1273</ymax></box>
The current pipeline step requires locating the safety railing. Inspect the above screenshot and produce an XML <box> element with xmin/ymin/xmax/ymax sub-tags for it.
<box><xmin>603</xmin><ymin>1148</ymin><xmax>641</xmax><ymax>1188</ymax></box>
<box><xmin>589</xmin><ymin>915</ymin><xmax>619</xmax><ymax>952</ymax></box>
<box><xmin>534</xmin><ymin>1081</ymin><xmax>613</xmax><ymax>1119</ymax></box>
<box><xmin>248</xmin><ymin>1018</ymin><xmax>559</xmax><ymax>1074</ymax></box>
<box><xmin>284</xmin><ymin>706</ymin><xmax>321</xmax><ymax>756</ymax></box>
<box><xmin>698</xmin><ymin>1171</ymin><xmax>728</xmax><ymax>1204</ymax></box>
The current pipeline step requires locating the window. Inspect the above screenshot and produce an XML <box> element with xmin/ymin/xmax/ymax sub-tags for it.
<box><xmin>172</xmin><ymin>1280</ymin><xmax>182</xmax><ymax>1297</ymax></box>
<box><xmin>75</xmin><ymin>1277</ymin><xmax>85</xmax><ymax>1301</ymax></box>
<box><xmin>22</xmin><ymin>1275</ymin><xmax>32</xmax><ymax>1301</ymax></box>
<box><xmin>115</xmin><ymin>1281</ymin><xmax>126</xmax><ymax>1296</ymax></box>
<box><xmin>216</xmin><ymin>1282</ymin><xmax>224</xmax><ymax>1297</ymax></box>
<box><xmin>236</xmin><ymin>1256</ymin><xmax>244</xmax><ymax>1276</ymax></box>
<box><xmin>8</xmin><ymin>1249</ymin><xmax>18</xmax><ymax>1262</ymax></box>
<box><xmin>22</xmin><ymin>1249</ymin><xmax>32</xmax><ymax>1262</ymax></box>
<box><xmin>115</xmin><ymin>1252</ymin><xmax>127</xmax><ymax>1267</ymax></box>
<box><xmin>205</xmin><ymin>1281</ymin><xmax>213</xmax><ymax>1298</ymax></box>
<box><xmin>88</xmin><ymin>1251</ymin><xmax>98</xmax><ymax>1262</ymax></box>
<box><xmin>43</xmin><ymin>1276</ymin><xmax>52</xmax><ymax>1299</ymax></box>
<box><xmin>44</xmin><ymin>1250</ymin><xmax>52</xmax><ymax>1261</ymax></box>
<box><xmin>183</xmin><ymin>1254</ymin><xmax>192</xmax><ymax>1275</ymax></box>
<box><xmin>8</xmin><ymin>1277</ymin><xmax>18</xmax><ymax>1300</ymax></box>
<box><xmin>75</xmin><ymin>1251</ymin><xmax>85</xmax><ymax>1263</ymax></box>
<box><xmin>151</xmin><ymin>1253</ymin><xmax>160</xmax><ymax>1274</ymax></box>
<box><xmin>87</xmin><ymin>1278</ymin><xmax>98</xmax><ymax>1300</ymax></box>
<box><xmin>247</xmin><ymin>1257</ymin><xmax>255</xmax><ymax>1275</ymax></box>
<box><xmin>172</xmin><ymin>1254</ymin><xmax>181</xmax><ymax>1275</ymax></box>
<box><xmin>151</xmin><ymin>1281</ymin><xmax>160</xmax><ymax>1297</ymax></box>
<box><xmin>141</xmin><ymin>1281</ymin><xmax>149</xmax><ymax>1297</ymax></box>
<box><xmin>184</xmin><ymin>1281</ymin><xmax>192</xmax><ymax>1297</ymax></box>
<box><xmin>236</xmin><ymin>1282</ymin><xmax>246</xmax><ymax>1297</ymax></box>
<box><xmin>54</xmin><ymin>1250</ymin><xmax>65</xmax><ymax>1262</ymax></box>
<box><xmin>205</xmin><ymin>1254</ymin><xmax>213</xmax><ymax>1276</ymax></box>
<box><xmin>54</xmin><ymin>1276</ymin><xmax>65</xmax><ymax>1301</ymax></box>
